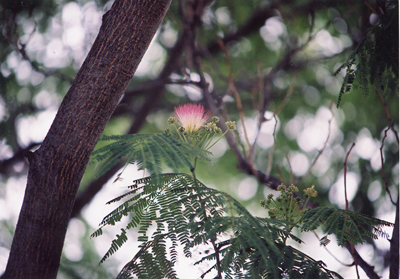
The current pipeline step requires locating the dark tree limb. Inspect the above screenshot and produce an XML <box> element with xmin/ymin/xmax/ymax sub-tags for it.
<box><xmin>345</xmin><ymin>242</ymin><xmax>381</xmax><ymax>279</ymax></box>
<box><xmin>70</xmin><ymin>27</ymin><xmax>189</xmax><ymax>219</ymax></box>
<box><xmin>206</xmin><ymin>1</ymin><xmax>282</xmax><ymax>54</ymax></box>
<box><xmin>2</xmin><ymin>0</ymin><xmax>172</xmax><ymax>278</ymax></box>
<box><xmin>0</xmin><ymin>142</ymin><xmax>40</xmax><ymax>176</ymax></box>
<box><xmin>70</xmin><ymin>162</ymin><xmax>124</xmax><ymax>219</ymax></box>
<box><xmin>190</xmin><ymin>18</ymin><xmax>282</xmax><ymax>190</ymax></box>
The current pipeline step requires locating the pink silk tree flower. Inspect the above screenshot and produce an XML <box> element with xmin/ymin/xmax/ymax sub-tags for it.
<box><xmin>174</xmin><ymin>103</ymin><xmax>211</xmax><ymax>133</ymax></box>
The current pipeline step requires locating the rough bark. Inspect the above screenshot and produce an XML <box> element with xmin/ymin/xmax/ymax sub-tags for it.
<box><xmin>2</xmin><ymin>0</ymin><xmax>171</xmax><ymax>278</ymax></box>
<box><xmin>70</xmin><ymin>30</ymin><xmax>188</xmax><ymax>219</ymax></box>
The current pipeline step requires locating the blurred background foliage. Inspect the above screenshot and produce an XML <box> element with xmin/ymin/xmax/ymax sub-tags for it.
<box><xmin>0</xmin><ymin>0</ymin><xmax>398</xmax><ymax>278</ymax></box>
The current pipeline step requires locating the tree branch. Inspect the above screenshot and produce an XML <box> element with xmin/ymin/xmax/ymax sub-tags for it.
<box><xmin>345</xmin><ymin>242</ymin><xmax>381</xmax><ymax>279</ymax></box>
<box><xmin>193</xmin><ymin>30</ymin><xmax>282</xmax><ymax>190</ymax></box>
<box><xmin>71</xmin><ymin>24</ymin><xmax>189</xmax><ymax>219</ymax></box>
<box><xmin>206</xmin><ymin>2</ymin><xmax>282</xmax><ymax>54</ymax></box>
<box><xmin>374</xmin><ymin>86</ymin><xmax>399</xmax><ymax>143</ymax></box>
<box><xmin>3</xmin><ymin>1</ymin><xmax>172</xmax><ymax>278</ymax></box>
<box><xmin>0</xmin><ymin>142</ymin><xmax>40</xmax><ymax>176</ymax></box>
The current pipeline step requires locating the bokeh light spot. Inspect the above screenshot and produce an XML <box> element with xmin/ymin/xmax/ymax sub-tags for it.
<box><xmin>237</xmin><ymin>177</ymin><xmax>258</xmax><ymax>200</ymax></box>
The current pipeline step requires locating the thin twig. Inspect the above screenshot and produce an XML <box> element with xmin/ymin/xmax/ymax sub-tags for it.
<box><xmin>343</xmin><ymin>143</ymin><xmax>355</xmax><ymax>211</ymax></box>
<box><xmin>195</xmin><ymin>52</ymin><xmax>282</xmax><ymax>189</ymax></box>
<box><xmin>294</xmin><ymin>103</ymin><xmax>334</xmax><ymax>185</ymax></box>
<box><xmin>10</xmin><ymin>20</ymin><xmax>74</xmax><ymax>83</ymax></box>
<box><xmin>212</xmin><ymin>242</ymin><xmax>222</xmax><ymax>279</ymax></box>
<box><xmin>285</xmin><ymin>153</ymin><xmax>294</xmax><ymax>184</ymax></box>
<box><xmin>312</xmin><ymin>231</ymin><xmax>352</xmax><ymax>267</ymax></box>
<box><xmin>266</xmin><ymin>114</ymin><xmax>279</xmax><ymax>177</ymax></box>
<box><xmin>255</xmin><ymin>75</ymin><xmax>296</xmax><ymax>177</ymax></box>
<box><xmin>363</xmin><ymin>0</ymin><xmax>378</xmax><ymax>15</ymax></box>
<box><xmin>274</xmin><ymin>75</ymin><xmax>297</xmax><ymax>116</ymax></box>
<box><xmin>343</xmin><ymin>142</ymin><xmax>360</xmax><ymax>279</ymax></box>
<box><xmin>380</xmin><ymin>127</ymin><xmax>396</xmax><ymax>205</ymax></box>
<box><xmin>374</xmin><ymin>86</ymin><xmax>399</xmax><ymax>143</ymax></box>
<box><xmin>218</xmin><ymin>40</ymin><xmax>252</xmax><ymax>156</ymax></box>
<box><xmin>276</xmin><ymin>164</ymin><xmax>285</xmax><ymax>184</ymax></box>
<box><xmin>254</xmin><ymin>62</ymin><xmax>264</xmax><ymax>111</ymax></box>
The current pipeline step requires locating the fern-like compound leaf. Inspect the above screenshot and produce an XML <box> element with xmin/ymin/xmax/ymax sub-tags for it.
<box><xmin>91</xmin><ymin>133</ymin><xmax>211</xmax><ymax>183</ymax></box>
<box><xmin>334</xmin><ymin>2</ymin><xmax>398</xmax><ymax>107</ymax></box>
<box><xmin>94</xmin><ymin>172</ymin><xmax>343</xmax><ymax>278</ymax></box>
<box><xmin>299</xmin><ymin>207</ymin><xmax>393</xmax><ymax>247</ymax></box>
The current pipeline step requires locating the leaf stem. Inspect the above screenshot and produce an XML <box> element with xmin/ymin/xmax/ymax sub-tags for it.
<box><xmin>204</xmin><ymin>129</ymin><xmax>231</xmax><ymax>151</ymax></box>
<box><xmin>191</xmin><ymin>157</ymin><xmax>198</xmax><ymax>186</ymax></box>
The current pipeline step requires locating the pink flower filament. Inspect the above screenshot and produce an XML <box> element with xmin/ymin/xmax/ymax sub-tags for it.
<box><xmin>174</xmin><ymin>104</ymin><xmax>211</xmax><ymax>133</ymax></box>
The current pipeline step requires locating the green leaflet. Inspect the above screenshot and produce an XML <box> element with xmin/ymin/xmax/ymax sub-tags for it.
<box><xmin>334</xmin><ymin>3</ymin><xmax>398</xmax><ymax>107</ymax></box>
<box><xmin>90</xmin><ymin>133</ymin><xmax>211</xmax><ymax>182</ymax></box>
<box><xmin>299</xmin><ymin>207</ymin><xmax>393</xmax><ymax>246</ymax></box>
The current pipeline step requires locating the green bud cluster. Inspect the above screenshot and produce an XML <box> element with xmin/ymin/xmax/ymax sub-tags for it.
<box><xmin>225</xmin><ymin>121</ymin><xmax>236</xmax><ymax>130</ymax></box>
<box><xmin>168</xmin><ymin>117</ymin><xmax>177</xmax><ymax>125</ymax></box>
<box><xmin>260</xmin><ymin>183</ymin><xmax>318</xmax><ymax>224</ymax></box>
<box><xmin>303</xmin><ymin>185</ymin><xmax>318</xmax><ymax>198</ymax></box>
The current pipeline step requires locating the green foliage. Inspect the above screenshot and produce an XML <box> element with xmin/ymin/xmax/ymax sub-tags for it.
<box><xmin>299</xmin><ymin>207</ymin><xmax>394</xmax><ymax>246</ymax></box>
<box><xmin>116</xmin><ymin>239</ymin><xmax>177</xmax><ymax>279</ymax></box>
<box><xmin>334</xmin><ymin>2</ymin><xmax>399</xmax><ymax>107</ymax></box>
<box><xmin>91</xmin><ymin>129</ymin><xmax>393</xmax><ymax>278</ymax></box>
<box><xmin>272</xmin><ymin>245</ymin><xmax>343</xmax><ymax>279</ymax></box>
<box><xmin>334</xmin><ymin>60</ymin><xmax>356</xmax><ymax>108</ymax></box>
<box><xmin>92</xmin><ymin>172</ymin><xmax>344</xmax><ymax>278</ymax></box>
<box><xmin>90</xmin><ymin>133</ymin><xmax>211</xmax><ymax>182</ymax></box>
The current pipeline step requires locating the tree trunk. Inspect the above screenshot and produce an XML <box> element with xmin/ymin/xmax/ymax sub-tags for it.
<box><xmin>2</xmin><ymin>0</ymin><xmax>172</xmax><ymax>278</ymax></box>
